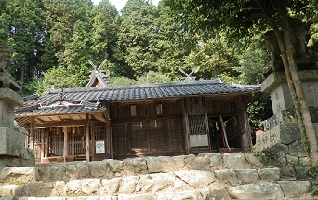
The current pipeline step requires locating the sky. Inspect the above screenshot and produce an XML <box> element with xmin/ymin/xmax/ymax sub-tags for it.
<box><xmin>92</xmin><ymin>0</ymin><xmax>161</xmax><ymax>11</ymax></box>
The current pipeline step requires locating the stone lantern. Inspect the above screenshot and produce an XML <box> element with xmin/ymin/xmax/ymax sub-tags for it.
<box><xmin>0</xmin><ymin>46</ymin><xmax>34</xmax><ymax>171</ymax></box>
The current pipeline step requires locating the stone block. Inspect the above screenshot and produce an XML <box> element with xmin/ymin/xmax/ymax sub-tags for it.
<box><xmin>278</xmin><ymin>181</ymin><xmax>311</xmax><ymax>196</ymax></box>
<box><xmin>146</xmin><ymin>156</ymin><xmax>184</xmax><ymax>173</ymax></box>
<box><xmin>223</xmin><ymin>153</ymin><xmax>248</xmax><ymax>169</ymax></box>
<box><xmin>0</xmin><ymin>185</ymin><xmax>22</xmax><ymax>197</ymax></box>
<box><xmin>234</xmin><ymin>169</ymin><xmax>259</xmax><ymax>184</ymax></box>
<box><xmin>228</xmin><ymin>182</ymin><xmax>284</xmax><ymax>200</ymax></box>
<box><xmin>0</xmin><ymin>88</ymin><xmax>22</xmax><ymax>105</ymax></box>
<box><xmin>172</xmin><ymin>170</ymin><xmax>216</xmax><ymax>188</ymax></box>
<box><xmin>118</xmin><ymin>176</ymin><xmax>139</xmax><ymax>194</ymax></box>
<box><xmin>118</xmin><ymin>193</ymin><xmax>156</xmax><ymax>200</ymax></box>
<box><xmin>123</xmin><ymin>157</ymin><xmax>148</xmax><ymax>175</ymax></box>
<box><xmin>244</xmin><ymin>153</ymin><xmax>264</xmax><ymax>168</ymax></box>
<box><xmin>137</xmin><ymin>173</ymin><xmax>178</xmax><ymax>193</ymax></box>
<box><xmin>0</xmin><ymin>127</ymin><xmax>25</xmax><ymax>156</ymax></box>
<box><xmin>100</xmin><ymin>177</ymin><xmax>122</xmax><ymax>195</ymax></box>
<box><xmin>0</xmin><ymin>167</ymin><xmax>39</xmax><ymax>184</ymax></box>
<box><xmin>81</xmin><ymin>179</ymin><xmax>101</xmax><ymax>194</ymax></box>
<box><xmin>258</xmin><ymin>167</ymin><xmax>280</xmax><ymax>181</ymax></box>
<box><xmin>65</xmin><ymin>180</ymin><xmax>82</xmax><ymax>194</ymax></box>
<box><xmin>280</xmin><ymin>125</ymin><xmax>300</xmax><ymax>145</ymax></box>
<box><xmin>89</xmin><ymin>161</ymin><xmax>107</xmax><ymax>178</ymax></box>
<box><xmin>184</xmin><ymin>155</ymin><xmax>210</xmax><ymax>171</ymax></box>
<box><xmin>21</xmin><ymin>182</ymin><xmax>56</xmax><ymax>197</ymax></box>
<box><xmin>288</xmin><ymin>141</ymin><xmax>308</xmax><ymax>157</ymax></box>
<box><xmin>214</xmin><ymin>169</ymin><xmax>241</xmax><ymax>186</ymax></box>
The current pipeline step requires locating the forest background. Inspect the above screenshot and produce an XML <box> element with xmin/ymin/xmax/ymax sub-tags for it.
<box><xmin>0</xmin><ymin>0</ymin><xmax>270</xmax><ymax>93</ymax></box>
<box><xmin>2</xmin><ymin>0</ymin><xmax>317</xmax><ymax>127</ymax></box>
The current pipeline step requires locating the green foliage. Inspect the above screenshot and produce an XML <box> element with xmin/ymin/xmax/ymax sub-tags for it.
<box><xmin>254</xmin><ymin>144</ymin><xmax>285</xmax><ymax>167</ymax></box>
<box><xmin>247</xmin><ymin>94</ymin><xmax>273</xmax><ymax>129</ymax></box>
<box><xmin>25</xmin><ymin>66</ymin><xmax>80</xmax><ymax>95</ymax></box>
<box><xmin>184</xmin><ymin>33</ymin><xmax>240</xmax><ymax>80</ymax></box>
<box><xmin>234</xmin><ymin>45</ymin><xmax>270</xmax><ymax>84</ymax></box>
<box><xmin>109</xmin><ymin>76</ymin><xmax>137</xmax><ymax>86</ymax></box>
<box><xmin>303</xmin><ymin>164</ymin><xmax>318</xmax><ymax>195</ymax></box>
<box><xmin>137</xmin><ymin>71</ymin><xmax>171</xmax><ymax>84</ymax></box>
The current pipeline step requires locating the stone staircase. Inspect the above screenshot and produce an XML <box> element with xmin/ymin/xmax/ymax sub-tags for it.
<box><xmin>0</xmin><ymin>153</ymin><xmax>314</xmax><ymax>200</ymax></box>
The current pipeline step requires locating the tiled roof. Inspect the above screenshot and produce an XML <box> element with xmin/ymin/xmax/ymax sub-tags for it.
<box><xmin>15</xmin><ymin>101</ymin><xmax>102</xmax><ymax>116</ymax></box>
<box><xmin>22</xmin><ymin>79</ymin><xmax>260</xmax><ymax>106</ymax></box>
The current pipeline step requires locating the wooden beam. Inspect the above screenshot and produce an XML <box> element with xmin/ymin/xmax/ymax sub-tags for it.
<box><xmin>23</xmin><ymin>119</ymin><xmax>100</xmax><ymax>128</ymax></box>
<box><xmin>85</xmin><ymin>113</ymin><xmax>90</xmax><ymax>162</ymax></box>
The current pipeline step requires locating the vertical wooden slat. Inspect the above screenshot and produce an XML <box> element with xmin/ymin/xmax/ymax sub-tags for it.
<box><xmin>86</xmin><ymin>113</ymin><xmax>90</xmax><ymax>162</ymax></box>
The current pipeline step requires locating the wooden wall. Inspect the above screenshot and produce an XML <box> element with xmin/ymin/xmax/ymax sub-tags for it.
<box><xmin>110</xmin><ymin>100</ymin><xmax>185</xmax><ymax>159</ymax></box>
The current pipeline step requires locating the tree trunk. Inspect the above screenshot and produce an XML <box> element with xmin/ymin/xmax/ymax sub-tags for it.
<box><xmin>274</xmin><ymin>16</ymin><xmax>318</xmax><ymax>163</ymax></box>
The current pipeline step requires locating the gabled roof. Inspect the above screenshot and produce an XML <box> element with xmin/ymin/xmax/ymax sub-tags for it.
<box><xmin>21</xmin><ymin>79</ymin><xmax>260</xmax><ymax>106</ymax></box>
<box><xmin>85</xmin><ymin>70</ymin><xmax>109</xmax><ymax>87</ymax></box>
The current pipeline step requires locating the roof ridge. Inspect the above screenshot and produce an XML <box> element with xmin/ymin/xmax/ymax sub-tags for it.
<box><xmin>47</xmin><ymin>79</ymin><xmax>225</xmax><ymax>94</ymax></box>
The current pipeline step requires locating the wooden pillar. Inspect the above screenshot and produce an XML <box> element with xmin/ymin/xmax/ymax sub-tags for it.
<box><xmin>30</xmin><ymin>116</ymin><xmax>35</xmax><ymax>149</ymax></box>
<box><xmin>40</xmin><ymin>129</ymin><xmax>45</xmax><ymax>163</ymax></box>
<box><xmin>91</xmin><ymin>123</ymin><xmax>95</xmax><ymax>161</ymax></box>
<box><xmin>45</xmin><ymin>130</ymin><xmax>49</xmax><ymax>159</ymax></box>
<box><xmin>85</xmin><ymin>113</ymin><xmax>90</xmax><ymax>162</ymax></box>
<box><xmin>181</xmin><ymin>99</ymin><xmax>190</xmax><ymax>154</ymax></box>
<box><xmin>63</xmin><ymin>127</ymin><xmax>68</xmax><ymax>163</ymax></box>
<box><xmin>105</xmin><ymin>107</ymin><xmax>113</xmax><ymax>159</ymax></box>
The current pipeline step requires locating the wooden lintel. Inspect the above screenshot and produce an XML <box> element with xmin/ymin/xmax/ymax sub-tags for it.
<box><xmin>25</xmin><ymin>119</ymin><xmax>100</xmax><ymax>128</ymax></box>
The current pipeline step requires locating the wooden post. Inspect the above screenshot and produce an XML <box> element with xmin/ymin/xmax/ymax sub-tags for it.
<box><xmin>30</xmin><ymin>117</ymin><xmax>35</xmax><ymax>149</ymax></box>
<box><xmin>181</xmin><ymin>99</ymin><xmax>191</xmax><ymax>154</ymax></box>
<box><xmin>45</xmin><ymin>130</ymin><xmax>49</xmax><ymax>160</ymax></box>
<box><xmin>85</xmin><ymin>113</ymin><xmax>90</xmax><ymax>162</ymax></box>
<box><xmin>104</xmin><ymin>107</ymin><xmax>113</xmax><ymax>159</ymax></box>
<box><xmin>63</xmin><ymin>127</ymin><xmax>68</xmax><ymax>163</ymax></box>
<box><xmin>91</xmin><ymin>123</ymin><xmax>95</xmax><ymax>161</ymax></box>
<box><xmin>40</xmin><ymin>129</ymin><xmax>45</xmax><ymax>163</ymax></box>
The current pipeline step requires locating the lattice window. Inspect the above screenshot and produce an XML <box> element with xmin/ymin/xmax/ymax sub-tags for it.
<box><xmin>189</xmin><ymin>114</ymin><xmax>207</xmax><ymax>135</ymax></box>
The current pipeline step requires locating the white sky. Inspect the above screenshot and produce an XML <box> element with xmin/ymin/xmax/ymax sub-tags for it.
<box><xmin>92</xmin><ymin>0</ymin><xmax>160</xmax><ymax>11</ymax></box>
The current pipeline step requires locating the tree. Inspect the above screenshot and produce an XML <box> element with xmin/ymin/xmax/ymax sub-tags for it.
<box><xmin>1</xmin><ymin>0</ymin><xmax>46</xmax><ymax>87</ymax></box>
<box><xmin>90</xmin><ymin>0</ymin><xmax>123</xmax><ymax>76</ymax></box>
<box><xmin>184</xmin><ymin>32</ymin><xmax>241</xmax><ymax>81</ymax></box>
<box><xmin>166</xmin><ymin>0</ymin><xmax>318</xmax><ymax>163</ymax></box>
<box><xmin>117</xmin><ymin>0</ymin><xmax>160</xmax><ymax>78</ymax></box>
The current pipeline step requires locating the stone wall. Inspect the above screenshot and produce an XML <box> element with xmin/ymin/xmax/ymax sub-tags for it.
<box><xmin>0</xmin><ymin>153</ymin><xmax>312</xmax><ymax>199</ymax></box>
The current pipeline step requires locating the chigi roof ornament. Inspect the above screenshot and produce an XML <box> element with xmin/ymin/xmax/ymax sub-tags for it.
<box><xmin>86</xmin><ymin>59</ymin><xmax>110</xmax><ymax>87</ymax></box>
<box><xmin>179</xmin><ymin>67</ymin><xmax>197</xmax><ymax>81</ymax></box>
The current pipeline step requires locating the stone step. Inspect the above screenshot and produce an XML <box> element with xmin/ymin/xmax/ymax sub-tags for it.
<box><xmin>0</xmin><ymin>169</ymin><xmax>300</xmax><ymax>198</ymax></box>
<box><xmin>1</xmin><ymin>153</ymin><xmax>264</xmax><ymax>184</ymax></box>
<box><xmin>0</xmin><ymin>181</ymin><xmax>313</xmax><ymax>200</ymax></box>
<box><xmin>0</xmin><ymin>167</ymin><xmax>281</xmax><ymax>195</ymax></box>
